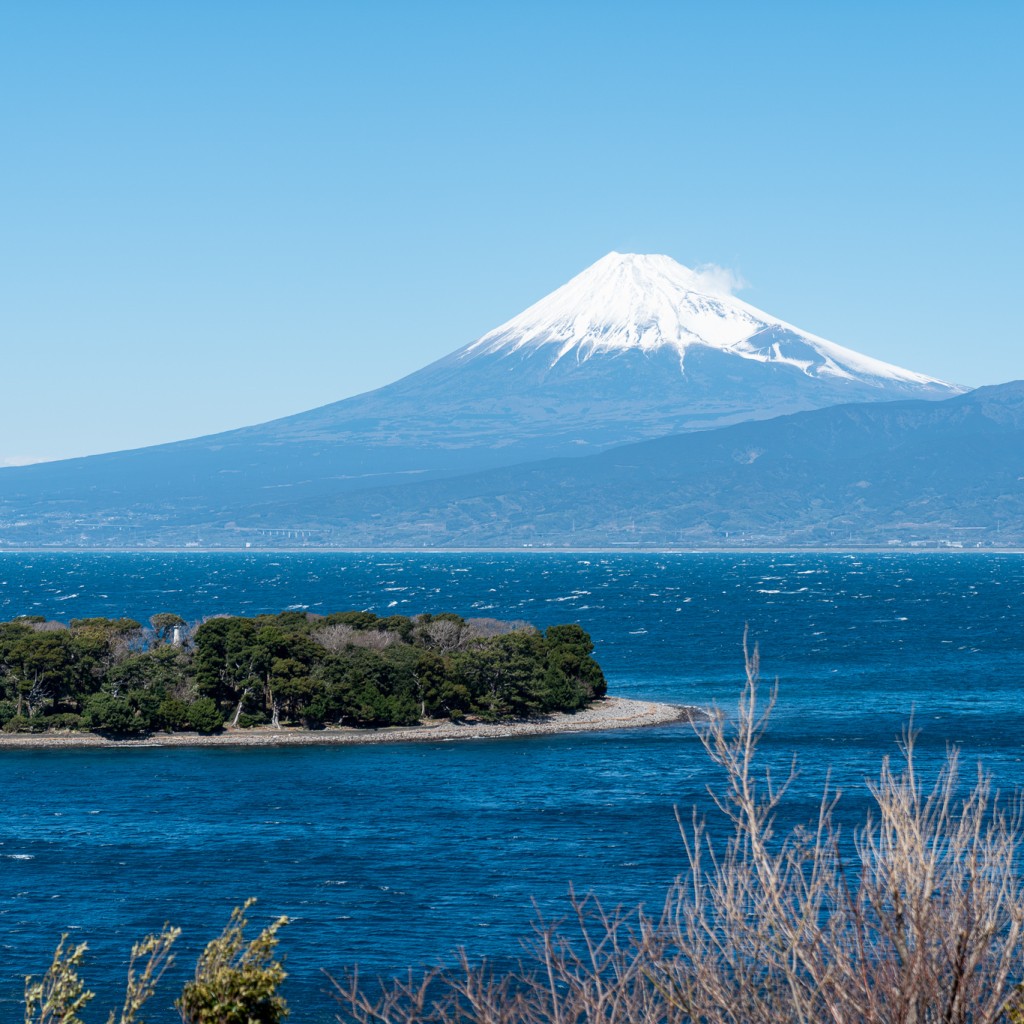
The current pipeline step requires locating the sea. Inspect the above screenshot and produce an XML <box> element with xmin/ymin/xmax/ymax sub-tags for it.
<box><xmin>1</xmin><ymin>551</ymin><xmax>1022</xmax><ymax>1021</ymax></box>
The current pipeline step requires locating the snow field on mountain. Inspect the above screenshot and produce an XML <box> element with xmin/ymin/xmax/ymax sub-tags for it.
<box><xmin>466</xmin><ymin>252</ymin><xmax>957</xmax><ymax>389</ymax></box>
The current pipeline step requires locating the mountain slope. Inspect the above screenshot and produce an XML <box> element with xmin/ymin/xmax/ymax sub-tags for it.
<box><xmin>232</xmin><ymin>381</ymin><xmax>1024</xmax><ymax>549</ymax></box>
<box><xmin>244</xmin><ymin>252</ymin><xmax>960</xmax><ymax>454</ymax></box>
<box><xmin>0</xmin><ymin>252</ymin><xmax>965</xmax><ymax>547</ymax></box>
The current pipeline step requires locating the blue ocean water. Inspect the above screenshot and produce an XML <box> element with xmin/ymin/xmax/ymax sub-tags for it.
<box><xmin>0</xmin><ymin>551</ymin><xmax>1022</xmax><ymax>1021</ymax></box>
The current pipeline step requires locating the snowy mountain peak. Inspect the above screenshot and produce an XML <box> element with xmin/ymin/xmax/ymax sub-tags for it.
<box><xmin>464</xmin><ymin>251</ymin><xmax>958</xmax><ymax>390</ymax></box>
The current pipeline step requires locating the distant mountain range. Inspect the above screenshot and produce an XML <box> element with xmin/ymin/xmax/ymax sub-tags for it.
<box><xmin>262</xmin><ymin>381</ymin><xmax>1019</xmax><ymax>550</ymax></box>
<box><xmin>2</xmin><ymin>252</ymin><xmax>1000</xmax><ymax>550</ymax></box>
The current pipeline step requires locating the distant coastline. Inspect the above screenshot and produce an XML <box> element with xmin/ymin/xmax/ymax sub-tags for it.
<box><xmin>0</xmin><ymin>697</ymin><xmax>697</xmax><ymax>749</ymax></box>
<box><xmin>2</xmin><ymin>547</ymin><xmax>1023</xmax><ymax>556</ymax></box>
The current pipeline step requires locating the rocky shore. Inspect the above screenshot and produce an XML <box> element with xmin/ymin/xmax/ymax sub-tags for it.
<box><xmin>0</xmin><ymin>697</ymin><xmax>699</xmax><ymax>750</ymax></box>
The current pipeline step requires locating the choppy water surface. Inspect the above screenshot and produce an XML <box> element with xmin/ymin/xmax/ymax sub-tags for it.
<box><xmin>1</xmin><ymin>552</ymin><xmax>1022</xmax><ymax>1021</ymax></box>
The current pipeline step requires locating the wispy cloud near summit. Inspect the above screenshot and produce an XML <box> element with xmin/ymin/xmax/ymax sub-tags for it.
<box><xmin>692</xmin><ymin>263</ymin><xmax>748</xmax><ymax>297</ymax></box>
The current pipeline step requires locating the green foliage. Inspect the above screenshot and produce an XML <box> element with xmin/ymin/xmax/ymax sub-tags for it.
<box><xmin>412</xmin><ymin>650</ymin><xmax>469</xmax><ymax>718</ymax></box>
<box><xmin>453</xmin><ymin>630</ymin><xmax>548</xmax><ymax>719</ymax></box>
<box><xmin>186</xmin><ymin>697</ymin><xmax>224</xmax><ymax>734</ymax></box>
<box><xmin>82</xmin><ymin>692</ymin><xmax>152</xmax><ymax>736</ymax></box>
<box><xmin>108</xmin><ymin>649</ymin><xmax>184</xmax><ymax>696</ymax></box>
<box><xmin>68</xmin><ymin>618</ymin><xmax>145</xmax><ymax>684</ymax></box>
<box><xmin>4</xmin><ymin>715</ymin><xmax>42</xmax><ymax>733</ymax></box>
<box><xmin>0</xmin><ymin>698</ymin><xmax>17</xmax><ymax>726</ymax></box>
<box><xmin>43</xmin><ymin>712</ymin><xmax>83</xmax><ymax>731</ymax></box>
<box><xmin>69</xmin><ymin>617</ymin><xmax>143</xmax><ymax>637</ymax></box>
<box><xmin>193</xmin><ymin>617</ymin><xmax>259</xmax><ymax>705</ymax></box>
<box><xmin>324</xmin><ymin>610</ymin><xmax>378</xmax><ymax>630</ymax></box>
<box><xmin>0</xmin><ymin>623</ymin><xmax>76</xmax><ymax>718</ymax></box>
<box><xmin>376</xmin><ymin>614</ymin><xmax>414</xmax><ymax>641</ymax></box>
<box><xmin>157</xmin><ymin>696</ymin><xmax>191</xmax><ymax>731</ymax></box>
<box><xmin>414</xmin><ymin>611</ymin><xmax>464</xmax><ymax>626</ymax></box>
<box><xmin>236</xmin><ymin>711</ymin><xmax>268</xmax><ymax>729</ymax></box>
<box><xmin>177</xmin><ymin>900</ymin><xmax>289</xmax><ymax>1024</ymax></box>
<box><xmin>0</xmin><ymin>610</ymin><xmax>606</xmax><ymax>737</ymax></box>
<box><xmin>24</xmin><ymin>935</ymin><xmax>93</xmax><ymax>1024</ymax></box>
<box><xmin>541</xmin><ymin>623</ymin><xmax>607</xmax><ymax>710</ymax></box>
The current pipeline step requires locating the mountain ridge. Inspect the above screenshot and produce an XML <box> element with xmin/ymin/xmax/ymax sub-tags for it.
<box><xmin>231</xmin><ymin>380</ymin><xmax>1024</xmax><ymax>550</ymax></box>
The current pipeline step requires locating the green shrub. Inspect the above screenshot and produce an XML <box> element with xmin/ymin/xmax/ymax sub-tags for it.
<box><xmin>177</xmin><ymin>900</ymin><xmax>288</xmax><ymax>1024</ymax></box>
<box><xmin>157</xmin><ymin>696</ymin><xmax>191</xmax><ymax>731</ymax></box>
<box><xmin>24</xmin><ymin>936</ymin><xmax>92</xmax><ymax>1024</ymax></box>
<box><xmin>82</xmin><ymin>693</ymin><xmax>150</xmax><ymax>735</ymax></box>
<box><xmin>0</xmin><ymin>699</ymin><xmax>17</xmax><ymax>727</ymax></box>
<box><xmin>43</xmin><ymin>713</ymin><xmax>83</xmax><ymax>731</ymax></box>
<box><xmin>3</xmin><ymin>714</ymin><xmax>41</xmax><ymax>733</ymax></box>
<box><xmin>237</xmin><ymin>711</ymin><xmax>269</xmax><ymax>729</ymax></box>
<box><xmin>186</xmin><ymin>697</ymin><xmax>223</xmax><ymax>734</ymax></box>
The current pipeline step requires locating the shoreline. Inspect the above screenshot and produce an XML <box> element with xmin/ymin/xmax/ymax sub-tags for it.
<box><xmin>1</xmin><ymin>547</ymin><xmax>1022</xmax><ymax>555</ymax></box>
<box><xmin>0</xmin><ymin>697</ymin><xmax>701</xmax><ymax>750</ymax></box>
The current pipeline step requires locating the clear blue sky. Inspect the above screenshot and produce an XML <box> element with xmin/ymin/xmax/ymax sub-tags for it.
<box><xmin>2</xmin><ymin>2</ymin><xmax>1022</xmax><ymax>465</ymax></box>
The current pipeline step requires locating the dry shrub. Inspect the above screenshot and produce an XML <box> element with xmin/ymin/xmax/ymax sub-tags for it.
<box><xmin>332</xmin><ymin>637</ymin><xmax>1024</xmax><ymax>1024</ymax></box>
<box><xmin>314</xmin><ymin>616</ymin><xmax>537</xmax><ymax>658</ymax></box>
<box><xmin>417</xmin><ymin>617</ymin><xmax>537</xmax><ymax>655</ymax></box>
<box><xmin>315</xmin><ymin>623</ymin><xmax>399</xmax><ymax>653</ymax></box>
<box><xmin>419</xmin><ymin>619</ymin><xmax>461</xmax><ymax>653</ymax></box>
<box><xmin>29</xmin><ymin>620</ymin><xmax>68</xmax><ymax>633</ymax></box>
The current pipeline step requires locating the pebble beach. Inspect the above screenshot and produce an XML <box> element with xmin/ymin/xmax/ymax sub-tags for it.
<box><xmin>0</xmin><ymin>696</ymin><xmax>701</xmax><ymax>749</ymax></box>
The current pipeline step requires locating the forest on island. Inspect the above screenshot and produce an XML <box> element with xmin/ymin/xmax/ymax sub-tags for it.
<box><xmin>0</xmin><ymin>610</ymin><xmax>606</xmax><ymax>736</ymax></box>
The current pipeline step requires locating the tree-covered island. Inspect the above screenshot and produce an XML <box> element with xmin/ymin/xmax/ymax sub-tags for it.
<box><xmin>0</xmin><ymin>611</ymin><xmax>607</xmax><ymax>737</ymax></box>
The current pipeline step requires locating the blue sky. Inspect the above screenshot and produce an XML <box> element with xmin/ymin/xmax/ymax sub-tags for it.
<box><xmin>2</xmin><ymin>2</ymin><xmax>1022</xmax><ymax>464</ymax></box>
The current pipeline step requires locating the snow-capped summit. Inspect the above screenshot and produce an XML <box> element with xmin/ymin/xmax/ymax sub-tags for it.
<box><xmin>466</xmin><ymin>251</ymin><xmax>953</xmax><ymax>390</ymax></box>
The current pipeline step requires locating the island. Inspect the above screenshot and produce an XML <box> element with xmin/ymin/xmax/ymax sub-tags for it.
<box><xmin>0</xmin><ymin>610</ymin><xmax>694</xmax><ymax>745</ymax></box>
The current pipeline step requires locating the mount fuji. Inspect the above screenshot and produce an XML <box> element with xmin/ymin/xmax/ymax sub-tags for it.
<box><xmin>444</xmin><ymin>251</ymin><xmax>959</xmax><ymax>441</ymax></box>
<box><xmin>0</xmin><ymin>252</ymin><xmax>965</xmax><ymax>547</ymax></box>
